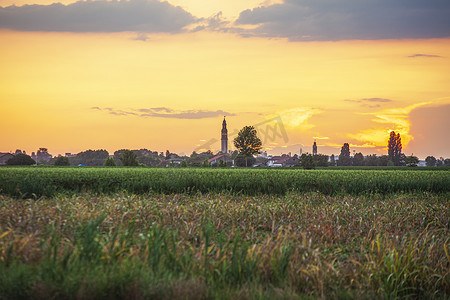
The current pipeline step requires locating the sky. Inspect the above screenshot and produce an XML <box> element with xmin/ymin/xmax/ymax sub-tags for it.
<box><xmin>1</xmin><ymin>0</ymin><xmax>449</xmax><ymax>159</ymax></box>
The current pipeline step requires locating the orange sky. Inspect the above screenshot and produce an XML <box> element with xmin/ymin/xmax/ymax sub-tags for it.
<box><xmin>1</xmin><ymin>1</ymin><xmax>449</xmax><ymax>159</ymax></box>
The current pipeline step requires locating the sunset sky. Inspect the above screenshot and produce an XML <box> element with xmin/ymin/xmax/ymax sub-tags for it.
<box><xmin>1</xmin><ymin>0</ymin><xmax>449</xmax><ymax>158</ymax></box>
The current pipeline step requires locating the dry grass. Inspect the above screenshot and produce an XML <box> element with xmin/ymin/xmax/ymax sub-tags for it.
<box><xmin>0</xmin><ymin>192</ymin><xmax>449</xmax><ymax>299</ymax></box>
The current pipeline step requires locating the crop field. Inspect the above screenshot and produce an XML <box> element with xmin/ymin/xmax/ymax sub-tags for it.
<box><xmin>0</xmin><ymin>167</ymin><xmax>449</xmax><ymax>197</ymax></box>
<box><xmin>0</xmin><ymin>167</ymin><xmax>449</xmax><ymax>299</ymax></box>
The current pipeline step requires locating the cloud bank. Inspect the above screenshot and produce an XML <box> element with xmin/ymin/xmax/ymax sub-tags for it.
<box><xmin>0</xmin><ymin>0</ymin><xmax>196</xmax><ymax>33</ymax></box>
<box><xmin>92</xmin><ymin>107</ymin><xmax>235</xmax><ymax>119</ymax></box>
<box><xmin>235</xmin><ymin>0</ymin><xmax>450</xmax><ymax>41</ymax></box>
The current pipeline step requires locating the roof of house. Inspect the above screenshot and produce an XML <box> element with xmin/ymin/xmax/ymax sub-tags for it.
<box><xmin>0</xmin><ymin>153</ymin><xmax>14</xmax><ymax>158</ymax></box>
<box><xmin>208</xmin><ymin>154</ymin><xmax>226</xmax><ymax>163</ymax></box>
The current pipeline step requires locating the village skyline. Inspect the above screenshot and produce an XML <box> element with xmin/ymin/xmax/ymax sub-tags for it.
<box><xmin>1</xmin><ymin>0</ymin><xmax>450</xmax><ymax>159</ymax></box>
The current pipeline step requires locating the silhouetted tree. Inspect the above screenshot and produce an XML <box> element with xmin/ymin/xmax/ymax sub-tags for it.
<box><xmin>313</xmin><ymin>154</ymin><xmax>329</xmax><ymax>167</ymax></box>
<box><xmin>233</xmin><ymin>126</ymin><xmax>262</xmax><ymax>167</ymax></box>
<box><xmin>120</xmin><ymin>150</ymin><xmax>139</xmax><ymax>166</ymax></box>
<box><xmin>54</xmin><ymin>156</ymin><xmax>70</xmax><ymax>166</ymax></box>
<box><xmin>425</xmin><ymin>156</ymin><xmax>436</xmax><ymax>167</ymax></box>
<box><xmin>337</xmin><ymin>143</ymin><xmax>351</xmax><ymax>166</ymax></box>
<box><xmin>300</xmin><ymin>153</ymin><xmax>315</xmax><ymax>169</ymax></box>
<box><xmin>388</xmin><ymin>131</ymin><xmax>402</xmax><ymax>166</ymax></box>
<box><xmin>353</xmin><ymin>152</ymin><xmax>364</xmax><ymax>166</ymax></box>
<box><xmin>405</xmin><ymin>155</ymin><xmax>419</xmax><ymax>167</ymax></box>
<box><xmin>71</xmin><ymin>149</ymin><xmax>109</xmax><ymax>166</ymax></box>
<box><xmin>6</xmin><ymin>153</ymin><xmax>35</xmax><ymax>165</ymax></box>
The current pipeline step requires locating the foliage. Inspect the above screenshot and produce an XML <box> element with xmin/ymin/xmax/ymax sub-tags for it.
<box><xmin>119</xmin><ymin>150</ymin><xmax>139</xmax><ymax>166</ymax></box>
<box><xmin>234</xmin><ymin>154</ymin><xmax>256</xmax><ymax>167</ymax></box>
<box><xmin>352</xmin><ymin>152</ymin><xmax>364</xmax><ymax>166</ymax></box>
<box><xmin>54</xmin><ymin>156</ymin><xmax>70</xmax><ymax>166</ymax></box>
<box><xmin>0</xmin><ymin>167</ymin><xmax>449</xmax><ymax>198</ymax></box>
<box><xmin>0</xmin><ymin>192</ymin><xmax>448</xmax><ymax>299</ymax></box>
<box><xmin>104</xmin><ymin>157</ymin><xmax>116</xmax><ymax>167</ymax></box>
<box><xmin>313</xmin><ymin>154</ymin><xmax>329</xmax><ymax>167</ymax></box>
<box><xmin>405</xmin><ymin>155</ymin><xmax>419</xmax><ymax>167</ymax></box>
<box><xmin>337</xmin><ymin>143</ymin><xmax>351</xmax><ymax>166</ymax></box>
<box><xmin>70</xmin><ymin>149</ymin><xmax>109</xmax><ymax>166</ymax></box>
<box><xmin>114</xmin><ymin>149</ymin><xmax>164</xmax><ymax>167</ymax></box>
<box><xmin>187</xmin><ymin>151</ymin><xmax>214</xmax><ymax>167</ymax></box>
<box><xmin>425</xmin><ymin>156</ymin><xmax>436</xmax><ymax>167</ymax></box>
<box><xmin>6</xmin><ymin>153</ymin><xmax>35</xmax><ymax>165</ymax></box>
<box><xmin>202</xmin><ymin>159</ymin><xmax>210</xmax><ymax>167</ymax></box>
<box><xmin>299</xmin><ymin>153</ymin><xmax>315</xmax><ymax>169</ymax></box>
<box><xmin>388</xmin><ymin>131</ymin><xmax>402</xmax><ymax>166</ymax></box>
<box><xmin>233</xmin><ymin>126</ymin><xmax>262</xmax><ymax>167</ymax></box>
<box><xmin>180</xmin><ymin>160</ymin><xmax>188</xmax><ymax>168</ymax></box>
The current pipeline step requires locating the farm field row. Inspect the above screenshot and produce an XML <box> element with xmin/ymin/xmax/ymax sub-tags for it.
<box><xmin>1</xmin><ymin>192</ymin><xmax>449</xmax><ymax>299</ymax></box>
<box><xmin>0</xmin><ymin>167</ymin><xmax>449</xmax><ymax>197</ymax></box>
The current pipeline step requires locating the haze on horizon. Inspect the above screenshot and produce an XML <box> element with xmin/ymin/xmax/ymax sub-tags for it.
<box><xmin>1</xmin><ymin>0</ymin><xmax>449</xmax><ymax>159</ymax></box>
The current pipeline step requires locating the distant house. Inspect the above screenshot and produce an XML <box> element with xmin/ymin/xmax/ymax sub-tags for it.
<box><xmin>0</xmin><ymin>153</ymin><xmax>14</xmax><ymax>165</ymax></box>
<box><xmin>158</xmin><ymin>158</ymin><xmax>185</xmax><ymax>167</ymax></box>
<box><xmin>208</xmin><ymin>154</ymin><xmax>226</xmax><ymax>165</ymax></box>
<box><xmin>267</xmin><ymin>155</ymin><xmax>299</xmax><ymax>167</ymax></box>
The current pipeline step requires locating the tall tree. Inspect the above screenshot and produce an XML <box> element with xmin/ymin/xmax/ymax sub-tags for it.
<box><xmin>338</xmin><ymin>143</ymin><xmax>351</xmax><ymax>166</ymax></box>
<box><xmin>388</xmin><ymin>131</ymin><xmax>402</xmax><ymax>166</ymax></box>
<box><xmin>233</xmin><ymin>126</ymin><xmax>262</xmax><ymax>167</ymax></box>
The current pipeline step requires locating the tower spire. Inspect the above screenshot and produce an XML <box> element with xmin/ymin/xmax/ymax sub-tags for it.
<box><xmin>221</xmin><ymin>116</ymin><xmax>228</xmax><ymax>154</ymax></box>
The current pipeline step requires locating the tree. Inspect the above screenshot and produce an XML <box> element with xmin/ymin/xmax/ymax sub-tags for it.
<box><xmin>202</xmin><ymin>159</ymin><xmax>210</xmax><ymax>167</ymax></box>
<box><xmin>104</xmin><ymin>157</ymin><xmax>116</xmax><ymax>166</ymax></box>
<box><xmin>120</xmin><ymin>150</ymin><xmax>139</xmax><ymax>166</ymax></box>
<box><xmin>233</xmin><ymin>126</ymin><xmax>262</xmax><ymax>167</ymax></box>
<box><xmin>235</xmin><ymin>154</ymin><xmax>256</xmax><ymax>167</ymax></box>
<box><xmin>337</xmin><ymin>143</ymin><xmax>351</xmax><ymax>166</ymax></box>
<box><xmin>6</xmin><ymin>153</ymin><xmax>36</xmax><ymax>165</ymax></box>
<box><xmin>352</xmin><ymin>152</ymin><xmax>364</xmax><ymax>166</ymax></box>
<box><xmin>405</xmin><ymin>155</ymin><xmax>419</xmax><ymax>167</ymax></box>
<box><xmin>54</xmin><ymin>156</ymin><xmax>70</xmax><ymax>166</ymax></box>
<box><xmin>425</xmin><ymin>156</ymin><xmax>436</xmax><ymax>167</ymax></box>
<box><xmin>313</xmin><ymin>154</ymin><xmax>329</xmax><ymax>167</ymax></box>
<box><xmin>329</xmin><ymin>154</ymin><xmax>336</xmax><ymax>166</ymax></box>
<box><xmin>388</xmin><ymin>131</ymin><xmax>402</xmax><ymax>166</ymax></box>
<box><xmin>71</xmin><ymin>149</ymin><xmax>109</xmax><ymax>166</ymax></box>
<box><xmin>299</xmin><ymin>153</ymin><xmax>315</xmax><ymax>169</ymax></box>
<box><xmin>180</xmin><ymin>160</ymin><xmax>188</xmax><ymax>168</ymax></box>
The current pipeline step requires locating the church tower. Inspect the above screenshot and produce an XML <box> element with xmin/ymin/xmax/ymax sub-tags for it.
<box><xmin>312</xmin><ymin>140</ymin><xmax>317</xmax><ymax>155</ymax></box>
<box><xmin>221</xmin><ymin>117</ymin><xmax>228</xmax><ymax>154</ymax></box>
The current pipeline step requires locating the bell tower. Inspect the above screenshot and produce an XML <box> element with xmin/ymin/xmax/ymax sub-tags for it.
<box><xmin>221</xmin><ymin>117</ymin><xmax>228</xmax><ymax>154</ymax></box>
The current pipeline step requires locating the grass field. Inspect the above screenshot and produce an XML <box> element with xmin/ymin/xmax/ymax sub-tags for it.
<box><xmin>0</xmin><ymin>167</ymin><xmax>449</xmax><ymax>299</ymax></box>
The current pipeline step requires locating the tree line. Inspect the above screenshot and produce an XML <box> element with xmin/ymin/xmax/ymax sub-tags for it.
<box><xmin>3</xmin><ymin>130</ymin><xmax>449</xmax><ymax>168</ymax></box>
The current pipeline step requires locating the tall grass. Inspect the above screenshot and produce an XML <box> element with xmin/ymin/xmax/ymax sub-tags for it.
<box><xmin>0</xmin><ymin>192</ymin><xmax>448</xmax><ymax>299</ymax></box>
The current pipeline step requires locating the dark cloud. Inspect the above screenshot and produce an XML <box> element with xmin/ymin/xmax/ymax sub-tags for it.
<box><xmin>345</xmin><ymin>98</ymin><xmax>393</xmax><ymax>103</ymax></box>
<box><xmin>345</xmin><ymin>98</ymin><xmax>392</xmax><ymax>108</ymax></box>
<box><xmin>235</xmin><ymin>0</ymin><xmax>450</xmax><ymax>41</ymax></box>
<box><xmin>93</xmin><ymin>107</ymin><xmax>235</xmax><ymax>119</ymax></box>
<box><xmin>0</xmin><ymin>0</ymin><xmax>196</xmax><ymax>33</ymax></box>
<box><xmin>408</xmin><ymin>54</ymin><xmax>443</xmax><ymax>58</ymax></box>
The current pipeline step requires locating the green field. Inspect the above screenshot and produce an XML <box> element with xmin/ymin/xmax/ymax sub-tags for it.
<box><xmin>0</xmin><ymin>167</ymin><xmax>449</xmax><ymax>197</ymax></box>
<box><xmin>0</xmin><ymin>167</ymin><xmax>449</xmax><ymax>299</ymax></box>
